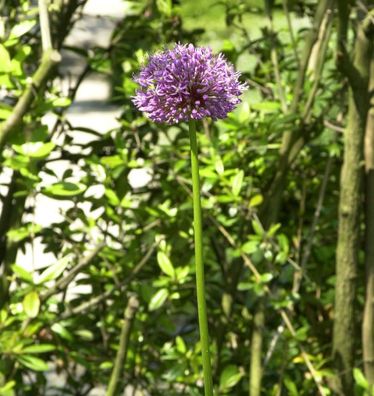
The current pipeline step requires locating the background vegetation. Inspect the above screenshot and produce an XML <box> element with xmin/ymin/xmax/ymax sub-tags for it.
<box><xmin>0</xmin><ymin>0</ymin><xmax>373</xmax><ymax>395</ymax></box>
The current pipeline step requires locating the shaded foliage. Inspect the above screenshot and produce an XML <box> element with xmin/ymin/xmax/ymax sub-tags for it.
<box><xmin>0</xmin><ymin>1</ymin><xmax>373</xmax><ymax>395</ymax></box>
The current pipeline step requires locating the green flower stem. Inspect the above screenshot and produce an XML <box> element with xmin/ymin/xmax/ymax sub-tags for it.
<box><xmin>188</xmin><ymin>119</ymin><xmax>214</xmax><ymax>396</ymax></box>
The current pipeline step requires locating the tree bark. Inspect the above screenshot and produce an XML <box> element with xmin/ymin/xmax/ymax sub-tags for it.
<box><xmin>333</xmin><ymin>9</ymin><xmax>373</xmax><ymax>394</ymax></box>
<box><xmin>249</xmin><ymin>299</ymin><xmax>265</xmax><ymax>396</ymax></box>
<box><xmin>249</xmin><ymin>1</ymin><xmax>334</xmax><ymax>394</ymax></box>
<box><xmin>363</xmin><ymin>52</ymin><xmax>374</xmax><ymax>387</ymax></box>
<box><xmin>106</xmin><ymin>295</ymin><xmax>139</xmax><ymax>396</ymax></box>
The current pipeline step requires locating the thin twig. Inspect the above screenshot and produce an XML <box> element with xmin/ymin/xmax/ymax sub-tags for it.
<box><xmin>42</xmin><ymin>243</ymin><xmax>105</xmax><ymax>301</ymax></box>
<box><xmin>282</xmin><ymin>0</ymin><xmax>300</xmax><ymax>68</ymax></box>
<box><xmin>58</xmin><ymin>242</ymin><xmax>157</xmax><ymax>321</ymax></box>
<box><xmin>0</xmin><ymin>0</ymin><xmax>60</xmax><ymax>150</ymax></box>
<box><xmin>0</xmin><ymin>50</ymin><xmax>61</xmax><ymax>150</ymax></box>
<box><xmin>265</xmin><ymin>1</ymin><xmax>288</xmax><ymax>113</ymax></box>
<box><xmin>303</xmin><ymin>9</ymin><xmax>334</xmax><ymax>122</ymax></box>
<box><xmin>300</xmin><ymin>157</ymin><xmax>333</xmax><ymax>273</ymax></box>
<box><xmin>210</xmin><ymin>216</ymin><xmax>326</xmax><ymax>395</ymax></box>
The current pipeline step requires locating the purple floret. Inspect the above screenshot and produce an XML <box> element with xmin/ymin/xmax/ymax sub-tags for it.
<box><xmin>132</xmin><ymin>43</ymin><xmax>247</xmax><ymax>124</ymax></box>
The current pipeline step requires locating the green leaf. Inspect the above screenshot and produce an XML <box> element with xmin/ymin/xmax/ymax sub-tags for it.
<box><xmin>9</xmin><ymin>20</ymin><xmax>36</xmax><ymax>39</ymax></box>
<box><xmin>17</xmin><ymin>355</ymin><xmax>48</xmax><ymax>371</ymax></box>
<box><xmin>11</xmin><ymin>264</ymin><xmax>33</xmax><ymax>283</ymax></box>
<box><xmin>51</xmin><ymin>97</ymin><xmax>71</xmax><ymax>107</ymax></box>
<box><xmin>176</xmin><ymin>266</ymin><xmax>189</xmax><ymax>283</ymax></box>
<box><xmin>175</xmin><ymin>336</ymin><xmax>186</xmax><ymax>354</ymax></box>
<box><xmin>353</xmin><ymin>368</ymin><xmax>369</xmax><ymax>390</ymax></box>
<box><xmin>214</xmin><ymin>156</ymin><xmax>224</xmax><ymax>175</ymax></box>
<box><xmin>149</xmin><ymin>288</ymin><xmax>168</xmax><ymax>311</ymax></box>
<box><xmin>219</xmin><ymin>365</ymin><xmax>243</xmax><ymax>391</ymax></box>
<box><xmin>268</xmin><ymin>223</ymin><xmax>281</xmax><ymax>236</ymax></box>
<box><xmin>101</xmin><ymin>155</ymin><xmax>123</xmax><ymax>168</ymax></box>
<box><xmin>7</xmin><ymin>224</ymin><xmax>41</xmax><ymax>243</ymax></box>
<box><xmin>23</xmin><ymin>291</ymin><xmax>40</xmax><ymax>318</ymax></box>
<box><xmin>37</xmin><ymin>256</ymin><xmax>69</xmax><ymax>284</ymax></box>
<box><xmin>231</xmin><ymin>170</ymin><xmax>244</xmax><ymax>196</ymax></box>
<box><xmin>241</xmin><ymin>240</ymin><xmax>258</xmax><ymax>254</ymax></box>
<box><xmin>0</xmin><ymin>380</ymin><xmax>16</xmax><ymax>395</ymax></box>
<box><xmin>260</xmin><ymin>273</ymin><xmax>273</xmax><ymax>283</ymax></box>
<box><xmin>238</xmin><ymin>101</ymin><xmax>250</xmax><ymax>123</ymax></box>
<box><xmin>0</xmin><ymin>105</ymin><xmax>12</xmax><ymax>120</ymax></box>
<box><xmin>238</xmin><ymin>282</ymin><xmax>253</xmax><ymax>291</ymax></box>
<box><xmin>99</xmin><ymin>361</ymin><xmax>113</xmax><ymax>370</ymax></box>
<box><xmin>249</xmin><ymin>194</ymin><xmax>263</xmax><ymax>207</ymax></box>
<box><xmin>42</xmin><ymin>182</ymin><xmax>86</xmax><ymax>199</ymax></box>
<box><xmin>252</xmin><ymin>219</ymin><xmax>264</xmax><ymax>237</ymax></box>
<box><xmin>51</xmin><ymin>323</ymin><xmax>73</xmax><ymax>341</ymax></box>
<box><xmin>22</xmin><ymin>344</ymin><xmax>55</xmax><ymax>354</ymax></box>
<box><xmin>0</xmin><ymin>44</ymin><xmax>11</xmax><ymax>73</ymax></box>
<box><xmin>251</xmin><ymin>101</ymin><xmax>280</xmax><ymax>113</ymax></box>
<box><xmin>105</xmin><ymin>188</ymin><xmax>120</xmax><ymax>205</ymax></box>
<box><xmin>157</xmin><ymin>251</ymin><xmax>175</xmax><ymax>278</ymax></box>
<box><xmin>156</xmin><ymin>0</ymin><xmax>172</xmax><ymax>16</ymax></box>
<box><xmin>237</xmin><ymin>282</ymin><xmax>252</xmax><ymax>291</ymax></box>
<box><xmin>75</xmin><ymin>329</ymin><xmax>94</xmax><ymax>341</ymax></box>
<box><xmin>284</xmin><ymin>377</ymin><xmax>299</xmax><ymax>396</ymax></box>
<box><xmin>12</xmin><ymin>142</ymin><xmax>55</xmax><ymax>159</ymax></box>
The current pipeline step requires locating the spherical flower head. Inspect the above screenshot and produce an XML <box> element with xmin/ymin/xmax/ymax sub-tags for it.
<box><xmin>132</xmin><ymin>43</ymin><xmax>247</xmax><ymax>124</ymax></box>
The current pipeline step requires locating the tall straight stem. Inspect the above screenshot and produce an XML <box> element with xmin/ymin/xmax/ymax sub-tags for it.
<box><xmin>189</xmin><ymin>119</ymin><xmax>214</xmax><ymax>396</ymax></box>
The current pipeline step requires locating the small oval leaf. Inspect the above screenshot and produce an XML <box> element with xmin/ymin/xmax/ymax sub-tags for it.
<box><xmin>37</xmin><ymin>256</ymin><xmax>70</xmax><ymax>284</ymax></box>
<box><xmin>219</xmin><ymin>365</ymin><xmax>243</xmax><ymax>391</ymax></box>
<box><xmin>42</xmin><ymin>182</ymin><xmax>86</xmax><ymax>199</ymax></box>
<box><xmin>22</xmin><ymin>344</ymin><xmax>55</xmax><ymax>354</ymax></box>
<box><xmin>17</xmin><ymin>355</ymin><xmax>48</xmax><ymax>371</ymax></box>
<box><xmin>149</xmin><ymin>288</ymin><xmax>168</xmax><ymax>311</ymax></box>
<box><xmin>157</xmin><ymin>251</ymin><xmax>175</xmax><ymax>278</ymax></box>
<box><xmin>231</xmin><ymin>170</ymin><xmax>244</xmax><ymax>196</ymax></box>
<box><xmin>12</xmin><ymin>142</ymin><xmax>55</xmax><ymax>158</ymax></box>
<box><xmin>11</xmin><ymin>264</ymin><xmax>33</xmax><ymax>283</ymax></box>
<box><xmin>23</xmin><ymin>291</ymin><xmax>40</xmax><ymax>318</ymax></box>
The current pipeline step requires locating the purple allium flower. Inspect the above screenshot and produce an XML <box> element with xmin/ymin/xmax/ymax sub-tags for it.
<box><xmin>132</xmin><ymin>43</ymin><xmax>247</xmax><ymax>124</ymax></box>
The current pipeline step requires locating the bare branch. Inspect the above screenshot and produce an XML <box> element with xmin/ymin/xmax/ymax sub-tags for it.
<box><xmin>38</xmin><ymin>0</ymin><xmax>53</xmax><ymax>51</ymax></box>
<box><xmin>0</xmin><ymin>49</ymin><xmax>61</xmax><ymax>150</ymax></box>
<box><xmin>42</xmin><ymin>243</ymin><xmax>105</xmax><ymax>301</ymax></box>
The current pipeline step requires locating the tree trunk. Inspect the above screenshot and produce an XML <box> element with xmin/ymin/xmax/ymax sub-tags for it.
<box><xmin>249</xmin><ymin>299</ymin><xmax>265</xmax><ymax>396</ymax></box>
<box><xmin>249</xmin><ymin>1</ymin><xmax>333</xmax><ymax>394</ymax></box>
<box><xmin>363</xmin><ymin>53</ymin><xmax>374</xmax><ymax>387</ymax></box>
<box><xmin>333</xmin><ymin>13</ymin><xmax>373</xmax><ymax>395</ymax></box>
<box><xmin>106</xmin><ymin>295</ymin><xmax>139</xmax><ymax>396</ymax></box>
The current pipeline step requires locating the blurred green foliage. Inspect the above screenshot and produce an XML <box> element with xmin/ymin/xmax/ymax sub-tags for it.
<box><xmin>0</xmin><ymin>0</ymin><xmax>371</xmax><ymax>395</ymax></box>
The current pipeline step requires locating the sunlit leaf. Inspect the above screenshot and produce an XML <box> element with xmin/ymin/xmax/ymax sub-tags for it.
<box><xmin>156</xmin><ymin>0</ymin><xmax>172</xmax><ymax>16</ymax></box>
<box><xmin>9</xmin><ymin>21</ymin><xmax>36</xmax><ymax>39</ymax></box>
<box><xmin>23</xmin><ymin>291</ymin><xmax>40</xmax><ymax>318</ymax></box>
<box><xmin>231</xmin><ymin>170</ymin><xmax>244</xmax><ymax>196</ymax></box>
<box><xmin>251</xmin><ymin>101</ymin><xmax>280</xmax><ymax>113</ymax></box>
<box><xmin>22</xmin><ymin>344</ymin><xmax>55</xmax><ymax>354</ymax></box>
<box><xmin>37</xmin><ymin>256</ymin><xmax>70</xmax><ymax>284</ymax></box>
<box><xmin>0</xmin><ymin>380</ymin><xmax>16</xmax><ymax>394</ymax></box>
<box><xmin>149</xmin><ymin>288</ymin><xmax>168</xmax><ymax>311</ymax></box>
<box><xmin>249</xmin><ymin>194</ymin><xmax>263</xmax><ymax>207</ymax></box>
<box><xmin>11</xmin><ymin>264</ymin><xmax>33</xmax><ymax>283</ymax></box>
<box><xmin>17</xmin><ymin>355</ymin><xmax>48</xmax><ymax>371</ymax></box>
<box><xmin>12</xmin><ymin>142</ymin><xmax>55</xmax><ymax>159</ymax></box>
<box><xmin>0</xmin><ymin>44</ymin><xmax>11</xmax><ymax>73</ymax></box>
<box><xmin>219</xmin><ymin>365</ymin><xmax>243</xmax><ymax>391</ymax></box>
<box><xmin>51</xmin><ymin>323</ymin><xmax>73</xmax><ymax>341</ymax></box>
<box><xmin>353</xmin><ymin>368</ymin><xmax>369</xmax><ymax>390</ymax></box>
<box><xmin>157</xmin><ymin>251</ymin><xmax>175</xmax><ymax>278</ymax></box>
<box><xmin>42</xmin><ymin>182</ymin><xmax>86</xmax><ymax>199</ymax></box>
